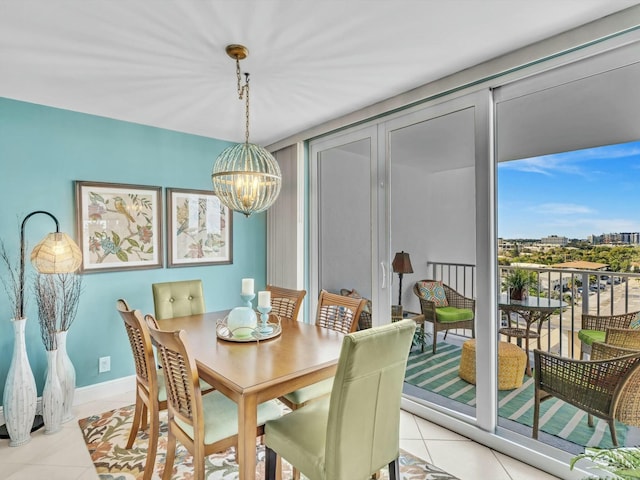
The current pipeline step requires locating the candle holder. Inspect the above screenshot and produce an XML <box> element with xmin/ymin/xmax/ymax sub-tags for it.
<box><xmin>240</xmin><ymin>293</ymin><xmax>255</xmax><ymax>308</ymax></box>
<box><xmin>226</xmin><ymin>293</ymin><xmax>257</xmax><ymax>338</ymax></box>
<box><xmin>256</xmin><ymin>305</ymin><xmax>273</xmax><ymax>335</ymax></box>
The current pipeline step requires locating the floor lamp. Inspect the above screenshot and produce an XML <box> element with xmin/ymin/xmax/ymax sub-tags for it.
<box><xmin>392</xmin><ymin>251</ymin><xmax>413</xmax><ymax>306</ymax></box>
<box><xmin>0</xmin><ymin>210</ymin><xmax>82</xmax><ymax>439</ymax></box>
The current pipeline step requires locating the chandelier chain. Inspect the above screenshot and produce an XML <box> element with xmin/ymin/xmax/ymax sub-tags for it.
<box><xmin>235</xmin><ymin>57</ymin><xmax>251</xmax><ymax>144</ymax></box>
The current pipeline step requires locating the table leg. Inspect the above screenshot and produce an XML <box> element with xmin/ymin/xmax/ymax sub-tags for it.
<box><xmin>237</xmin><ymin>393</ymin><xmax>258</xmax><ymax>480</ymax></box>
<box><xmin>524</xmin><ymin>333</ymin><xmax>532</xmax><ymax>377</ymax></box>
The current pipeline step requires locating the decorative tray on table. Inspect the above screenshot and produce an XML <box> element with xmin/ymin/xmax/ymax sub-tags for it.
<box><xmin>215</xmin><ymin>316</ymin><xmax>282</xmax><ymax>343</ymax></box>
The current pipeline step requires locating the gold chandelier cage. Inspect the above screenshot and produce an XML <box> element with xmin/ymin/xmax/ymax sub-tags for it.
<box><xmin>211</xmin><ymin>45</ymin><xmax>282</xmax><ymax>217</ymax></box>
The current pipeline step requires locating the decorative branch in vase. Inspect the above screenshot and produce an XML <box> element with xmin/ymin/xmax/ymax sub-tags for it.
<box><xmin>34</xmin><ymin>274</ymin><xmax>63</xmax><ymax>434</ymax></box>
<box><xmin>53</xmin><ymin>272</ymin><xmax>82</xmax><ymax>422</ymax></box>
<box><xmin>35</xmin><ymin>272</ymin><xmax>82</xmax><ymax>424</ymax></box>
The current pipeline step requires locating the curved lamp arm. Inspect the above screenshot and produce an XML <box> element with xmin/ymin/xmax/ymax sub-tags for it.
<box><xmin>18</xmin><ymin>210</ymin><xmax>81</xmax><ymax>319</ymax></box>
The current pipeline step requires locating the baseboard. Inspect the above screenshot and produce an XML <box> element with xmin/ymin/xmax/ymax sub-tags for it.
<box><xmin>0</xmin><ymin>375</ymin><xmax>135</xmax><ymax>426</ymax></box>
<box><xmin>72</xmin><ymin>375</ymin><xmax>136</xmax><ymax>406</ymax></box>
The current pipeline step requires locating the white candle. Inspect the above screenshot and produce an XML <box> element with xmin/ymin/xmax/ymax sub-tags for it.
<box><xmin>258</xmin><ymin>291</ymin><xmax>271</xmax><ymax>308</ymax></box>
<box><xmin>242</xmin><ymin>278</ymin><xmax>254</xmax><ymax>295</ymax></box>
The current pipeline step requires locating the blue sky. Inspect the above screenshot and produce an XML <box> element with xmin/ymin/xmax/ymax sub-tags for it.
<box><xmin>497</xmin><ymin>139</ymin><xmax>640</xmax><ymax>240</ymax></box>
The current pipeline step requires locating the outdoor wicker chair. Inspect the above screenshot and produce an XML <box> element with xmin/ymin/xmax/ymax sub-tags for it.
<box><xmin>578</xmin><ymin>311</ymin><xmax>640</xmax><ymax>358</ymax></box>
<box><xmin>604</xmin><ymin>327</ymin><xmax>640</xmax><ymax>351</ymax></box>
<box><xmin>533</xmin><ymin>343</ymin><xmax>640</xmax><ymax>447</ymax></box>
<box><xmin>339</xmin><ymin>288</ymin><xmax>372</xmax><ymax>330</ymax></box>
<box><xmin>413</xmin><ymin>279</ymin><xmax>475</xmax><ymax>353</ymax></box>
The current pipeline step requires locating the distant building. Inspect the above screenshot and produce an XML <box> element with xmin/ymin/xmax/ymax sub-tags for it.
<box><xmin>541</xmin><ymin>235</ymin><xmax>568</xmax><ymax>246</ymax></box>
<box><xmin>588</xmin><ymin>232</ymin><xmax>640</xmax><ymax>245</ymax></box>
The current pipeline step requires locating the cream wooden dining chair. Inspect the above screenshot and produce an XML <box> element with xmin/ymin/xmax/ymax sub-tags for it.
<box><xmin>266</xmin><ymin>284</ymin><xmax>306</xmax><ymax>322</ymax></box>
<box><xmin>146</xmin><ymin>321</ymin><xmax>282</xmax><ymax>480</ymax></box>
<box><xmin>279</xmin><ymin>290</ymin><xmax>367</xmax><ymax>410</ymax></box>
<box><xmin>264</xmin><ymin>319</ymin><xmax>416</xmax><ymax>480</ymax></box>
<box><xmin>116</xmin><ymin>299</ymin><xmax>166</xmax><ymax>480</ymax></box>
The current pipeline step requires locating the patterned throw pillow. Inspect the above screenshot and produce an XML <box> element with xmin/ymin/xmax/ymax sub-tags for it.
<box><xmin>418</xmin><ymin>281</ymin><xmax>448</xmax><ymax>307</ymax></box>
<box><xmin>340</xmin><ymin>288</ymin><xmax>372</xmax><ymax>314</ymax></box>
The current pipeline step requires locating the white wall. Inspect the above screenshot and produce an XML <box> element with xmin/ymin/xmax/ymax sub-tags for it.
<box><xmin>392</xmin><ymin>164</ymin><xmax>476</xmax><ymax>313</ymax></box>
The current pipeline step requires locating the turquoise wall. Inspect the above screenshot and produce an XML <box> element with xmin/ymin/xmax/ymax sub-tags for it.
<box><xmin>0</xmin><ymin>98</ymin><xmax>267</xmax><ymax>400</ymax></box>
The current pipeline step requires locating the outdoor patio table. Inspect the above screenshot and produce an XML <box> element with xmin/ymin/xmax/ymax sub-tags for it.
<box><xmin>498</xmin><ymin>294</ymin><xmax>567</xmax><ymax>376</ymax></box>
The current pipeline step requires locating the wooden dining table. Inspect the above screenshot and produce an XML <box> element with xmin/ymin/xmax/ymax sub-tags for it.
<box><xmin>156</xmin><ymin>311</ymin><xmax>345</xmax><ymax>480</ymax></box>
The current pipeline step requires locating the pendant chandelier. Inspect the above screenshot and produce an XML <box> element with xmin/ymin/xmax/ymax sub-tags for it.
<box><xmin>211</xmin><ymin>45</ymin><xmax>282</xmax><ymax>217</ymax></box>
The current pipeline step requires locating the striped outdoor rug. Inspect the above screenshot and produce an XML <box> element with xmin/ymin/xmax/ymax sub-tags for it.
<box><xmin>405</xmin><ymin>342</ymin><xmax>631</xmax><ymax>449</ymax></box>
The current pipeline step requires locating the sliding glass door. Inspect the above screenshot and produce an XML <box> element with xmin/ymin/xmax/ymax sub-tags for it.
<box><xmin>383</xmin><ymin>91</ymin><xmax>492</xmax><ymax>425</ymax></box>
<box><xmin>309</xmin><ymin>125</ymin><xmax>390</xmax><ymax>323</ymax></box>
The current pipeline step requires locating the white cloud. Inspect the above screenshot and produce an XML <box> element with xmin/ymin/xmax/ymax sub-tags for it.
<box><xmin>531</xmin><ymin>203</ymin><xmax>595</xmax><ymax>215</ymax></box>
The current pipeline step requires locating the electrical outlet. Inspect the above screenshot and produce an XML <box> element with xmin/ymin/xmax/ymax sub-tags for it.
<box><xmin>99</xmin><ymin>356</ymin><xmax>111</xmax><ymax>373</ymax></box>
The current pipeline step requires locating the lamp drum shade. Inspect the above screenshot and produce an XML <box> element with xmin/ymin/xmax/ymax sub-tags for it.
<box><xmin>212</xmin><ymin>142</ymin><xmax>282</xmax><ymax>217</ymax></box>
<box><xmin>392</xmin><ymin>251</ymin><xmax>413</xmax><ymax>274</ymax></box>
<box><xmin>30</xmin><ymin>232</ymin><xmax>82</xmax><ymax>274</ymax></box>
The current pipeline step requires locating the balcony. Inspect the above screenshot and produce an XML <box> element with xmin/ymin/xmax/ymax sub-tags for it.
<box><xmin>403</xmin><ymin>261</ymin><xmax>640</xmax><ymax>453</ymax></box>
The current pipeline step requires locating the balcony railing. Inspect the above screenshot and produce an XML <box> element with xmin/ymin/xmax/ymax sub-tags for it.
<box><xmin>428</xmin><ymin>261</ymin><xmax>640</xmax><ymax>358</ymax></box>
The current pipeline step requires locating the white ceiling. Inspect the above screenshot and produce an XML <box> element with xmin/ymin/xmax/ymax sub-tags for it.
<box><xmin>1</xmin><ymin>1</ymin><xmax>638</xmax><ymax>146</ymax></box>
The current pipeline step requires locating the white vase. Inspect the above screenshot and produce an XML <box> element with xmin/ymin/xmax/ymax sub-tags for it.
<box><xmin>2</xmin><ymin>317</ymin><xmax>37</xmax><ymax>447</ymax></box>
<box><xmin>42</xmin><ymin>349</ymin><xmax>63</xmax><ymax>435</ymax></box>
<box><xmin>55</xmin><ymin>330</ymin><xmax>76</xmax><ymax>423</ymax></box>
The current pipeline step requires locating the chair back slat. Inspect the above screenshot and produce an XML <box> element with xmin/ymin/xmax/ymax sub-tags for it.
<box><xmin>116</xmin><ymin>299</ymin><xmax>155</xmax><ymax>390</ymax></box>
<box><xmin>160</xmin><ymin>345</ymin><xmax>194</xmax><ymax>420</ymax></box>
<box><xmin>315</xmin><ymin>290</ymin><xmax>366</xmax><ymax>334</ymax></box>
<box><xmin>582</xmin><ymin>311</ymin><xmax>640</xmax><ymax>331</ymax></box>
<box><xmin>146</xmin><ymin>324</ymin><xmax>202</xmax><ymax>434</ymax></box>
<box><xmin>266</xmin><ymin>285</ymin><xmax>306</xmax><ymax>321</ymax></box>
<box><xmin>604</xmin><ymin>328</ymin><xmax>640</xmax><ymax>351</ymax></box>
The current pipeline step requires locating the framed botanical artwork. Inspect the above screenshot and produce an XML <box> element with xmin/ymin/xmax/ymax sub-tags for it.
<box><xmin>166</xmin><ymin>188</ymin><xmax>233</xmax><ymax>267</ymax></box>
<box><xmin>75</xmin><ymin>181</ymin><xmax>163</xmax><ymax>273</ymax></box>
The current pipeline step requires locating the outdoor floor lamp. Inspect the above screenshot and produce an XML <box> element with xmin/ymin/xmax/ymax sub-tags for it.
<box><xmin>392</xmin><ymin>251</ymin><xmax>413</xmax><ymax>306</ymax></box>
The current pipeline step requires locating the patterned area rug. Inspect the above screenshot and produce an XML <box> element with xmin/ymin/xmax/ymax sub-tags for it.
<box><xmin>405</xmin><ymin>342</ymin><xmax>636</xmax><ymax>449</ymax></box>
<box><xmin>79</xmin><ymin>404</ymin><xmax>459</xmax><ymax>479</ymax></box>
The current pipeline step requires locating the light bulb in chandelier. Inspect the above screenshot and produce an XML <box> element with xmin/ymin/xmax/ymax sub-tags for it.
<box><xmin>211</xmin><ymin>45</ymin><xmax>282</xmax><ymax>217</ymax></box>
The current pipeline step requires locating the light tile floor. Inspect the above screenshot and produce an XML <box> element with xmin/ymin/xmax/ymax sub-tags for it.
<box><xmin>0</xmin><ymin>391</ymin><xmax>560</xmax><ymax>479</ymax></box>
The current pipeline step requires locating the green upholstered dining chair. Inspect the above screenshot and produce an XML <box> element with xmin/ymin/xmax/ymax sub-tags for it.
<box><xmin>578</xmin><ymin>311</ymin><xmax>640</xmax><ymax>359</ymax></box>
<box><xmin>413</xmin><ymin>279</ymin><xmax>475</xmax><ymax>354</ymax></box>
<box><xmin>278</xmin><ymin>289</ymin><xmax>367</xmax><ymax>480</ymax></box>
<box><xmin>146</xmin><ymin>321</ymin><xmax>282</xmax><ymax>480</ymax></box>
<box><xmin>116</xmin><ymin>299</ymin><xmax>167</xmax><ymax>480</ymax></box>
<box><xmin>151</xmin><ymin>279</ymin><xmax>206</xmax><ymax>320</ymax></box>
<box><xmin>264</xmin><ymin>319</ymin><xmax>416</xmax><ymax>480</ymax></box>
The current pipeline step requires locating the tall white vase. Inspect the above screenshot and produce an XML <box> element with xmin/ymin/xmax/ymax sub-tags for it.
<box><xmin>2</xmin><ymin>317</ymin><xmax>37</xmax><ymax>447</ymax></box>
<box><xmin>42</xmin><ymin>349</ymin><xmax>63</xmax><ymax>435</ymax></box>
<box><xmin>55</xmin><ymin>330</ymin><xmax>76</xmax><ymax>423</ymax></box>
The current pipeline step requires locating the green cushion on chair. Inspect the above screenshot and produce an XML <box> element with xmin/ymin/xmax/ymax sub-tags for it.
<box><xmin>282</xmin><ymin>378</ymin><xmax>334</xmax><ymax>406</ymax></box>
<box><xmin>175</xmin><ymin>391</ymin><xmax>282</xmax><ymax>445</ymax></box>
<box><xmin>266</xmin><ymin>398</ymin><xmax>330</xmax><ymax>480</ymax></box>
<box><xmin>436</xmin><ymin>306</ymin><xmax>474</xmax><ymax>323</ymax></box>
<box><xmin>578</xmin><ymin>329</ymin><xmax>606</xmax><ymax>346</ymax></box>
